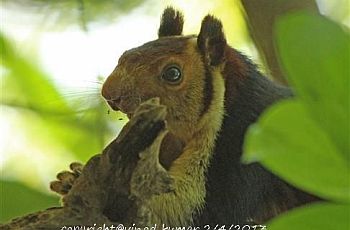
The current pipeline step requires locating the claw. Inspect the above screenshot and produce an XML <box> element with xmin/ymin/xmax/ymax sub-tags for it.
<box><xmin>56</xmin><ymin>171</ymin><xmax>77</xmax><ymax>184</ymax></box>
<box><xmin>69</xmin><ymin>162</ymin><xmax>83</xmax><ymax>175</ymax></box>
<box><xmin>50</xmin><ymin>181</ymin><xmax>71</xmax><ymax>195</ymax></box>
<box><xmin>50</xmin><ymin>162</ymin><xmax>84</xmax><ymax>197</ymax></box>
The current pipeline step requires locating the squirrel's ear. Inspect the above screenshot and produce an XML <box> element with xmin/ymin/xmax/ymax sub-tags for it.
<box><xmin>197</xmin><ymin>15</ymin><xmax>226</xmax><ymax>66</ymax></box>
<box><xmin>158</xmin><ymin>7</ymin><xmax>184</xmax><ymax>37</ymax></box>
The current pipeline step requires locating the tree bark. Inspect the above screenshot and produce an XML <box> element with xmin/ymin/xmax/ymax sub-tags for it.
<box><xmin>2</xmin><ymin>98</ymin><xmax>173</xmax><ymax>229</ymax></box>
<box><xmin>241</xmin><ymin>0</ymin><xmax>319</xmax><ymax>85</ymax></box>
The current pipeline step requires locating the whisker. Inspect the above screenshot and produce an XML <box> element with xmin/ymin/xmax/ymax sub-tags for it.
<box><xmin>83</xmin><ymin>80</ymin><xmax>104</xmax><ymax>85</ymax></box>
<box><xmin>60</xmin><ymin>92</ymin><xmax>101</xmax><ymax>97</ymax></box>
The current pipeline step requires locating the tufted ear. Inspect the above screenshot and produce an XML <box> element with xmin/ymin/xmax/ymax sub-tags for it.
<box><xmin>158</xmin><ymin>7</ymin><xmax>184</xmax><ymax>37</ymax></box>
<box><xmin>197</xmin><ymin>15</ymin><xmax>227</xmax><ymax>66</ymax></box>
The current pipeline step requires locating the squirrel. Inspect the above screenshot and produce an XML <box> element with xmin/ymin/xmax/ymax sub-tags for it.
<box><xmin>52</xmin><ymin>7</ymin><xmax>318</xmax><ymax>226</ymax></box>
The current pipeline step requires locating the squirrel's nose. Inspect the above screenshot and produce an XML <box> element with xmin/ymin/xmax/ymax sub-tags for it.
<box><xmin>101</xmin><ymin>79</ymin><xmax>121</xmax><ymax>111</ymax></box>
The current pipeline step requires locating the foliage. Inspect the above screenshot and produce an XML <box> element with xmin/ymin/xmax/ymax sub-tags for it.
<box><xmin>1</xmin><ymin>1</ymin><xmax>348</xmax><ymax>225</ymax></box>
<box><xmin>1</xmin><ymin>33</ymin><xmax>115</xmax><ymax>160</ymax></box>
<box><xmin>0</xmin><ymin>32</ymin><xmax>119</xmax><ymax>222</ymax></box>
<box><xmin>0</xmin><ymin>180</ymin><xmax>59</xmax><ymax>222</ymax></box>
<box><xmin>2</xmin><ymin>0</ymin><xmax>146</xmax><ymax>29</ymax></box>
<box><xmin>267</xmin><ymin>203</ymin><xmax>349</xmax><ymax>229</ymax></box>
<box><xmin>243</xmin><ymin>12</ymin><xmax>349</xmax><ymax>229</ymax></box>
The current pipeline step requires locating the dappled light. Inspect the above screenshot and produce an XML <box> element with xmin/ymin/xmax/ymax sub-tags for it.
<box><xmin>1</xmin><ymin>0</ymin><xmax>348</xmax><ymax>227</ymax></box>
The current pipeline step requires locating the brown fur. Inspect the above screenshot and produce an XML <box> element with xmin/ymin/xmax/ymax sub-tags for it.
<box><xmin>102</xmin><ymin>28</ymin><xmax>226</xmax><ymax>225</ymax></box>
<box><xmin>102</xmin><ymin>36</ymin><xmax>210</xmax><ymax>144</ymax></box>
<box><xmin>102</xmin><ymin>7</ymin><xmax>316</xmax><ymax>226</ymax></box>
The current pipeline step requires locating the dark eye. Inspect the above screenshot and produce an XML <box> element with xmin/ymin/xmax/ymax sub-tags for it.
<box><xmin>161</xmin><ymin>66</ymin><xmax>182</xmax><ymax>84</ymax></box>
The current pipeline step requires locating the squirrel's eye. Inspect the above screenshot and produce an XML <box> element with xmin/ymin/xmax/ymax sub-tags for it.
<box><xmin>161</xmin><ymin>66</ymin><xmax>182</xmax><ymax>84</ymax></box>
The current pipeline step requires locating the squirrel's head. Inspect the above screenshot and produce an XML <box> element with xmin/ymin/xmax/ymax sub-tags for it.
<box><xmin>102</xmin><ymin>7</ymin><xmax>227</xmax><ymax>142</ymax></box>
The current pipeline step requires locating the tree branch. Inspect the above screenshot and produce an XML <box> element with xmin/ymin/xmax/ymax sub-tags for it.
<box><xmin>241</xmin><ymin>0</ymin><xmax>319</xmax><ymax>85</ymax></box>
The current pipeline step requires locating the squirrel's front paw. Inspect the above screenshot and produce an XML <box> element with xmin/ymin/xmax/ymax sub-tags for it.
<box><xmin>50</xmin><ymin>162</ymin><xmax>84</xmax><ymax>196</ymax></box>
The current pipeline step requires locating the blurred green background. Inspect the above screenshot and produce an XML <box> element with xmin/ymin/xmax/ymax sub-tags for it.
<box><xmin>0</xmin><ymin>0</ymin><xmax>348</xmax><ymax>225</ymax></box>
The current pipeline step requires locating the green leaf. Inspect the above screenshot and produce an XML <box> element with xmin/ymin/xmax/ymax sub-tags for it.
<box><xmin>1</xmin><ymin>0</ymin><xmax>146</xmax><ymax>29</ymax></box>
<box><xmin>243</xmin><ymin>100</ymin><xmax>349</xmax><ymax>203</ymax></box>
<box><xmin>276</xmin><ymin>12</ymin><xmax>350</xmax><ymax>161</ymax></box>
<box><xmin>0</xmin><ymin>180</ymin><xmax>59</xmax><ymax>223</ymax></box>
<box><xmin>1</xmin><ymin>32</ymin><xmax>113</xmax><ymax>161</ymax></box>
<box><xmin>0</xmin><ymin>32</ymin><xmax>71</xmax><ymax>114</ymax></box>
<box><xmin>267</xmin><ymin>203</ymin><xmax>350</xmax><ymax>230</ymax></box>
